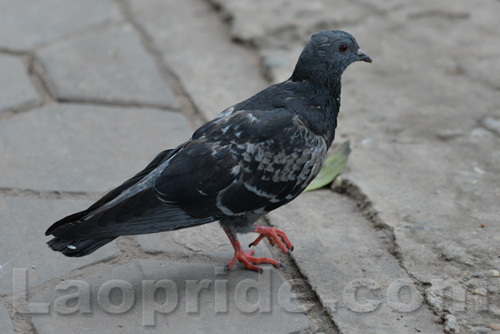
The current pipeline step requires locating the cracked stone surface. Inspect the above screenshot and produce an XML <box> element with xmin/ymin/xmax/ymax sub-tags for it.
<box><xmin>0</xmin><ymin>0</ymin><xmax>121</xmax><ymax>51</ymax></box>
<box><xmin>0</xmin><ymin>196</ymin><xmax>118</xmax><ymax>295</ymax></box>
<box><xmin>0</xmin><ymin>104</ymin><xmax>190</xmax><ymax>193</ymax></box>
<box><xmin>269</xmin><ymin>191</ymin><xmax>443</xmax><ymax>334</ymax></box>
<box><xmin>1</xmin><ymin>0</ymin><xmax>499</xmax><ymax>332</ymax></box>
<box><xmin>126</xmin><ymin>0</ymin><xmax>268</xmax><ymax>119</ymax></box>
<box><xmin>216</xmin><ymin>0</ymin><xmax>500</xmax><ymax>330</ymax></box>
<box><xmin>30</xmin><ymin>260</ymin><xmax>310</xmax><ymax>333</ymax></box>
<box><xmin>0</xmin><ymin>304</ymin><xmax>15</xmax><ymax>334</ymax></box>
<box><xmin>0</xmin><ymin>54</ymin><xmax>40</xmax><ymax>114</ymax></box>
<box><xmin>36</xmin><ymin>24</ymin><xmax>177</xmax><ymax>108</ymax></box>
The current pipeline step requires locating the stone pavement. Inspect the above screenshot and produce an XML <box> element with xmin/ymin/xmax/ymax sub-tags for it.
<box><xmin>0</xmin><ymin>1</ymin><xmax>499</xmax><ymax>334</ymax></box>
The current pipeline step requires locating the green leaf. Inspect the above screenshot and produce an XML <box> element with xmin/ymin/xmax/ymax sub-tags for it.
<box><xmin>304</xmin><ymin>140</ymin><xmax>351</xmax><ymax>192</ymax></box>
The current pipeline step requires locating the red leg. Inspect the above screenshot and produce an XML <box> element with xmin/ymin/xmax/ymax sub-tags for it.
<box><xmin>223</xmin><ymin>227</ymin><xmax>284</xmax><ymax>272</ymax></box>
<box><xmin>248</xmin><ymin>225</ymin><xmax>294</xmax><ymax>254</ymax></box>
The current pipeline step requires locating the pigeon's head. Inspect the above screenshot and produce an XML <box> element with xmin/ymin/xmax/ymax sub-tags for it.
<box><xmin>291</xmin><ymin>30</ymin><xmax>371</xmax><ymax>84</ymax></box>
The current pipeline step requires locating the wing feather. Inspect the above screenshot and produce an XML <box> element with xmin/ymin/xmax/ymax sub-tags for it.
<box><xmin>47</xmin><ymin>107</ymin><xmax>327</xmax><ymax>241</ymax></box>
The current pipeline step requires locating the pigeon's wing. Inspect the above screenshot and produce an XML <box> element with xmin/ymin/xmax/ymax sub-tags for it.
<box><xmin>45</xmin><ymin>148</ymin><xmax>176</xmax><ymax>236</ymax></box>
<box><xmin>51</xmin><ymin>108</ymin><xmax>327</xmax><ymax>240</ymax></box>
<box><xmin>156</xmin><ymin>108</ymin><xmax>328</xmax><ymax>216</ymax></box>
<box><xmin>216</xmin><ymin>109</ymin><xmax>328</xmax><ymax>214</ymax></box>
<box><xmin>87</xmin><ymin>149</ymin><xmax>178</xmax><ymax>212</ymax></box>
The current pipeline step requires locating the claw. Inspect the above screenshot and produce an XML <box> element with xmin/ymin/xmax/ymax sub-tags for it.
<box><xmin>248</xmin><ymin>234</ymin><xmax>265</xmax><ymax>248</ymax></box>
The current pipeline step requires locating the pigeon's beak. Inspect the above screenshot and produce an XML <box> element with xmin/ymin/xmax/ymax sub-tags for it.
<box><xmin>356</xmin><ymin>49</ymin><xmax>372</xmax><ymax>63</ymax></box>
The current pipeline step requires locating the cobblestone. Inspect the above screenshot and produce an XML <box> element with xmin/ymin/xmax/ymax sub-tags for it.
<box><xmin>1</xmin><ymin>0</ymin><xmax>498</xmax><ymax>332</ymax></box>
<box><xmin>36</xmin><ymin>24</ymin><xmax>177</xmax><ymax>108</ymax></box>
<box><xmin>0</xmin><ymin>104</ymin><xmax>190</xmax><ymax>193</ymax></box>
<box><xmin>0</xmin><ymin>0</ymin><xmax>121</xmax><ymax>51</ymax></box>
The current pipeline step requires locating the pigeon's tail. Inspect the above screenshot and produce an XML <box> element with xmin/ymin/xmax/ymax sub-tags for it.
<box><xmin>47</xmin><ymin>236</ymin><xmax>116</xmax><ymax>257</ymax></box>
<box><xmin>46</xmin><ymin>214</ymin><xmax>116</xmax><ymax>257</ymax></box>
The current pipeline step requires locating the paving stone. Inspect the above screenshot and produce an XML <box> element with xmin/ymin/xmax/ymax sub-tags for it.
<box><xmin>268</xmin><ymin>191</ymin><xmax>444</xmax><ymax>334</ymax></box>
<box><xmin>0</xmin><ymin>54</ymin><xmax>40</xmax><ymax>113</ymax></box>
<box><xmin>37</xmin><ymin>24</ymin><xmax>177</xmax><ymax>108</ymax></box>
<box><xmin>126</xmin><ymin>0</ymin><xmax>268</xmax><ymax>119</ymax></box>
<box><xmin>0</xmin><ymin>304</ymin><xmax>16</xmax><ymax>334</ymax></box>
<box><xmin>0</xmin><ymin>0</ymin><xmax>121</xmax><ymax>51</ymax></box>
<box><xmin>30</xmin><ymin>260</ymin><xmax>310</xmax><ymax>333</ymax></box>
<box><xmin>0</xmin><ymin>196</ymin><xmax>119</xmax><ymax>295</ymax></box>
<box><xmin>0</xmin><ymin>104</ymin><xmax>191</xmax><ymax>193</ymax></box>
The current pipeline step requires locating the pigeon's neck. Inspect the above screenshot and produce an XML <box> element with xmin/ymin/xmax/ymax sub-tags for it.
<box><xmin>287</xmin><ymin>75</ymin><xmax>342</xmax><ymax>145</ymax></box>
<box><xmin>290</xmin><ymin>68</ymin><xmax>342</xmax><ymax>102</ymax></box>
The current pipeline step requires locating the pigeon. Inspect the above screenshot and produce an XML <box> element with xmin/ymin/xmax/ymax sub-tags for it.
<box><xmin>45</xmin><ymin>30</ymin><xmax>371</xmax><ymax>272</ymax></box>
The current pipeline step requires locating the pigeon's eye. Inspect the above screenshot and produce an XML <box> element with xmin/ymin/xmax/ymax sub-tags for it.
<box><xmin>339</xmin><ymin>44</ymin><xmax>349</xmax><ymax>53</ymax></box>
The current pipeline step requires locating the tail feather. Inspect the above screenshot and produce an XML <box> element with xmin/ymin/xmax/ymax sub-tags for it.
<box><xmin>47</xmin><ymin>236</ymin><xmax>116</xmax><ymax>257</ymax></box>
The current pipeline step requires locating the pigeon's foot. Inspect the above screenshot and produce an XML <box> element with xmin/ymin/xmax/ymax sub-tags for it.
<box><xmin>248</xmin><ymin>225</ymin><xmax>294</xmax><ymax>255</ymax></box>
<box><xmin>223</xmin><ymin>227</ymin><xmax>284</xmax><ymax>273</ymax></box>
<box><xmin>226</xmin><ymin>248</ymin><xmax>284</xmax><ymax>273</ymax></box>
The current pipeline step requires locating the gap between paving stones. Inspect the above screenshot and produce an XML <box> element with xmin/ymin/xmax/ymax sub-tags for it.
<box><xmin>114</xmin><ymin>0</ymin><xmax>209</xmax><ymax>128</ymax></box>
<box><xmin>1</xmin><ymin>20</ymin><xmax>194</xmax><ymax>123</ymax></box>
<box><xmin>261</xmin><ymin>216</ymin><xmax>342</xmax><ymax>334</ymax></box>
<box><xmin>53</xmin><ymin>97</ymin><xmax>181</xmax><ymax>111</ymax></box>
<box><xmin>0</xmin><ymin>188</ymin><xmax>103</xmax><ymax>202</ymax></box>
<box><xmin>3</xmin><ymin>300</ymin><xmax>36</xmax><ymax>334</ymax></box>
<box><xmin>0</xmin><ymin>6</ymin><xmax>207</xmax><ymax>329</ymax></box>
<box><xmin>0</xmin><ymin>52</ymin><xmax>46</xmax><ymax>122</ymax></box>
<box><xmin>0</xmin><ymin>2</ymin><xmax>341</xmax><ymax>332</ymax></box>
<box><xmin>331</xmin><ymin>179</ymin><xmax>446</xmax><ymax>324</ymax></box>
<box><xmin>262</xmin><ymin>184</ymin><xmax>442</xmax><ymax>333</ymax></box>
<box><xmin>0</xmin><ymin>50</ymin><xmax>192</xmax><ymax>127</ymax></box>
<box><xmin>31</xmin><ymin>20</ymin><xmax>123</xmax><ymax>52</ymax></box>
<box><xmin>0</xmin><ymin>0</ymin><xmax>447</xmax><ymax>332</ymax></box>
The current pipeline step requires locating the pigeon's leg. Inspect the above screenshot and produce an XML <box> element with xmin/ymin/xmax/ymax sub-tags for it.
<box><xmin>223</xmin><ymin>227</ymin><xmax>284</xmax><ymax>273</ymax></box>
<box><xmin>248</xmin><ymin>226</ymin><xmax>294</xmax><ymax>255</ymax></box>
